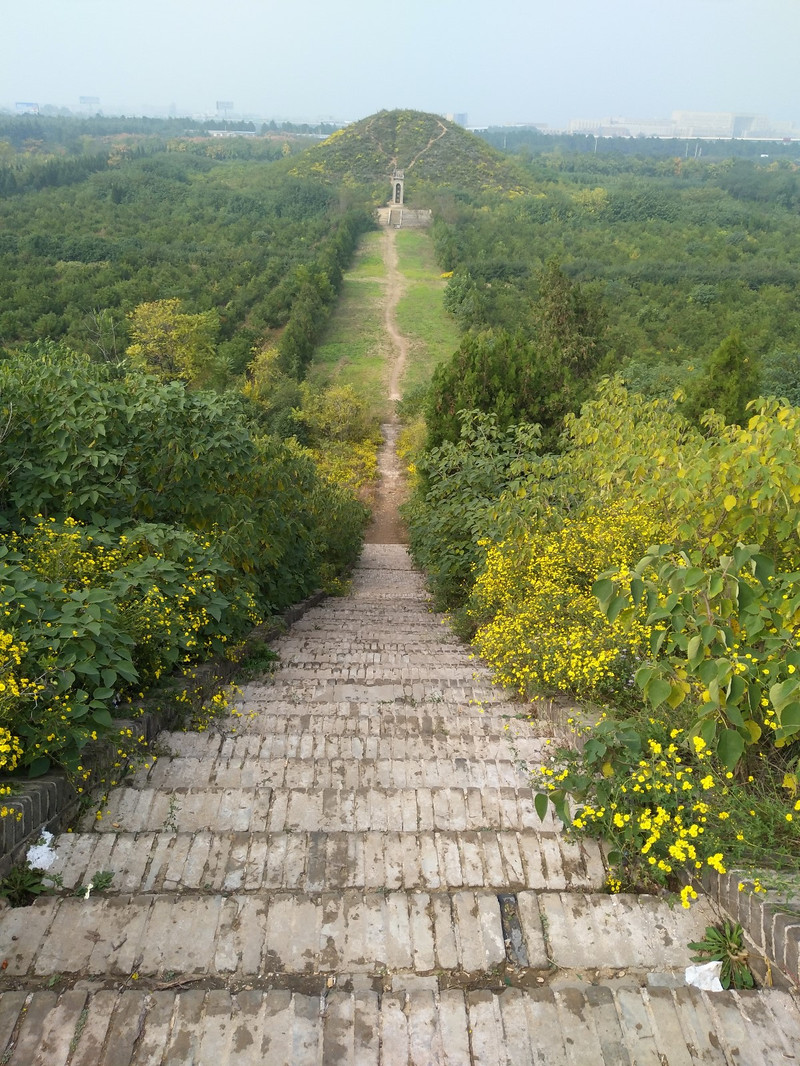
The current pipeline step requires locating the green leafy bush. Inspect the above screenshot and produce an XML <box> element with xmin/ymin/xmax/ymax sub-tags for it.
<box><xmin>402</xmin><ymin>412</ymin><xmax>542</xmax><ymax>609</ymax></box>
<box><xmin>0</xmin><ymin>345</ymin><xmax>368</xmax><ymax>774</ymax></box>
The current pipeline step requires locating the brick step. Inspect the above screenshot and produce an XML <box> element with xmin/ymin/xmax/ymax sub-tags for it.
<box><xmin>235</xmin><ymin>681</ymin><xmax>520</xmax><ymax>708</ymax></box>
<box><xmin>243</xmin><ymin>675</ymin><xmax>510</xmax><ymax>698</ymax></box>
<box><xmin>255</xmin><ymin>672</ymin><xmax>498</xmax><ymax>691</ymax></box>
<box><xmin>166</xmin><ymin>716</ymin><xmax>550</xmax><ymax>750</ymax></box>
<box><xmin>1</xmin><ymin>891</ymin><xmax>716</xmax><ymax>983</ymax></box>
<box><xmin>186</xmin><ymin>708</ymin><xmax>546</xmax><ymax>740</ymax></box>
<box><xmin>130</xmin><ymin>755</ymin><xmax>533</xmax><ymax>791</ymax></box>
<box><xmin>45</xmin><ymin>829</ymin><xmax>605</xmax><ymax>894</ymax></box>
<box><xmin>275</xmin><ymin>637</ymin><xmax>468</xmax><ymax>651</ymax></box>
<box><xmin>284</xmin><ymin>621</ymin><xmax>443</xmax><ymax>637</ymax></box>
<box><xmin>275</xmin><ymin>652</ymin><xmax>484</xmax><ymax>669</ymax></box>
<box><xmin>156</xmin><ymin>728</ymin><xmax>549</xmax><ymax>763</ymax></box>
<box><xmin>79</xmin><ymin>786</ymin><xmax>562</xmax><ymax>835</ymax></box>
<box><xmin>3</xmin><ymin>983</ymin><xmax>798</xmax><ymax>1066</ymax></box>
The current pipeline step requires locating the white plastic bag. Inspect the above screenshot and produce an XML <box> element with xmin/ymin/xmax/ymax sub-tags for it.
<box><xmin>685</xmin><ymin>960</ymin><xmax>724</xmax><ymax>991</ymax></box>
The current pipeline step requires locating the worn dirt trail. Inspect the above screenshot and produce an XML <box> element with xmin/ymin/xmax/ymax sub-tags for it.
<box><xmin>365</xmin><ymin>227</ymin><xmax>409</xmax><ymax>545</ymax></box>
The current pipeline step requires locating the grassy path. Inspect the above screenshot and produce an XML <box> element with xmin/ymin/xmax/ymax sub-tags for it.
<box><xmin>309</xmin><ymin>225</ymin><xmax>459</xmax><ymax>421</ymax></box>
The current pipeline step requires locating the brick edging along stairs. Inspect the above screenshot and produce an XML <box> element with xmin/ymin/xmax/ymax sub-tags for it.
<box><xmin>1</xmin><ymin>544</ymin><xmax>799</xmax><ymax>1064</ymax></box>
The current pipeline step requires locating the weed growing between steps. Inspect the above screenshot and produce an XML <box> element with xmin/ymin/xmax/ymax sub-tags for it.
<box><xmin>688</xmin><ymin>921</ymin><xmax>755</xmax><ymax>989</ymax></box>
<box><xmin>77</xmin><ymin>660</ymin><xmax>254</xmax><ymax>828</ymax></box>
<box><xmin>0</xmin><ymin>856</ymin><xmax>116</xmax><ymax>907</ymax></box>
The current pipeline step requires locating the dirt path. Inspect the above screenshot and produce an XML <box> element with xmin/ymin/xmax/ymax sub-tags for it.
<box><xmin>365</xmin><ymin>227</ymin><xmax>410</xmax><ymax>545</ymax></box>
<box><xmin>407</xmin><ymin>118</ymin><xmax>449</xmax><ymax>170</ymax></box>
<box><xmin>383</xmin><ymin>227</ymin><xmax>408</xmax><ymax>406</ymax></box>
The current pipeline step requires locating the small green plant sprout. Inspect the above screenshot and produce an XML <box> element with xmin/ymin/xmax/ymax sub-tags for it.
<box><xmin>688</xmin><ymin>921</ymin><xmax>755</xmax><ymax>989</ymax></box>
<box><xmin>163</xmin><ymin>795</ymin><xmax>180</xmax><ymax>832</ymax></box>
<box><xmin>73</xmin><ymin>870</ymin><xmax>115</xmax><ymax>898</ymax></box>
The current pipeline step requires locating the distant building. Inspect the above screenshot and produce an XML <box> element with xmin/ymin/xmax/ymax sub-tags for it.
<box><xmin>206</xmin><ymin>129</ymin><xmax>258</xmax><ymax>138</ymax></box>
<box><xmin>568</xmin><ymin>110</ymin><xmax>799</xmax><ymax>140</ymax></box>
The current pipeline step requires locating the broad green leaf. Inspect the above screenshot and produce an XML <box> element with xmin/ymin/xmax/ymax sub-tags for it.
<box><xmin>683</xmin><ymin>567</ymin><xmax>705</xmax><ymax>589</ymax></box>
<box><xmin>753</xmin><ymin>554</ymin><xmax>775</xmax><ymax>585</ymax></box>
<box><xmin>686</xmin><ymin>634</ymin><xmax>702</xmax><ymax>664</ymax></box>
<box><xmin>606</xmin><ymin>593</ymin><xmax>628</xmax><ymax>624</ymax></box>
<box><xmin>27</xmin><ymin>756</ymin><xmax>51</xmax><ymax>778</ymax></box>
<box><xmin>667</xmin><ymin>683</ymin><xmax>686</xmax><ymax>709</ymax></box>
<box><xmin>777</xmin><ymin>703</ymin><xmax>800</xmax><ymax>730</ymax></box>
<box><xmin>635</xmin><ymin>665</ymin><xmax>656</xmax><ymax>690</ymax></box>
<box><xmin>91</xmin><ymin>708</ymin><xmax>114</xmax><ymax>729</ymax></box>
<box><xmin>770</xmin><ymin>679</ymin><xmax>800</xmax><ymax>713</ymax></box>
<box><xmin>534</xmin><ymin>792</ymin><xmax>549</xmax><ymax>822</ymax></box>
<box><xmin>744</xmin><ymin>720</ymin><xmax>762</xmax><ymax>743</ymax></box>
<box><xmin>708</xmin><ymin>572</ymin><xmax>725</xmax><ymax>598</ymax></box>
<box><xmin>717</xmin><ymin>729</ymin><xmax>745</xmax><ymax>770</ymax></box>
<box><xmin>646</xmin><ymin>678</ymin><xmax>672</xmax><ymax>708</ymax></box>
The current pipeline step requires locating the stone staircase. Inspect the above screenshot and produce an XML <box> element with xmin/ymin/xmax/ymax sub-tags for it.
<box><xmin>1</xmin><ymin>544</ymin><xmax>799</xmax><ymax>1063</ymax></box>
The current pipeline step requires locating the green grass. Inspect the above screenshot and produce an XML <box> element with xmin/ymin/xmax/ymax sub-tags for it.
<box><xmin>309</xmin><ymin>226</ymin><xmax>459</xmax><ymax>419</ymax></box>
<box><xmin>345</xmin><ymin>231</ymin><xmax>387</xmax><ymax>279</ymax></box>
<box><xmin>309</xmin><ymin>267</ymin><xmax>391</xmax><ymax>418</ymax></box>
<box><xmin>394</xmin><ymin>230</ymin><xmax>460</xmax><ymax>394</ymax></box>
<box><xmin>395</xmin><ymin>229</ymin><xmax>443</xmax><ymax>279</ymax></box>
<box><xmin>395</xmin><ymin>283</ymin><xmax>460</xmax><ymax>395</ymax></box>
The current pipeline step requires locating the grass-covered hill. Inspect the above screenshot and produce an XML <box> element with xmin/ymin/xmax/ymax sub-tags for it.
<box><xmin>289</xmin><ymin>109</ymin><xmax>530</xmax><ymax>200</ymax></box>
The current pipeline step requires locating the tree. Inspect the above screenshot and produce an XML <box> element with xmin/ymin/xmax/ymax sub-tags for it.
<box><xmin>681</xmin><ymin>331</ymin><xmax>759</xmax><ymax>427</ymax></box>
<box><xmin>126</xmin><ymin>299</ymin><xmax>224</xmax><ymax>388</ymax></box>
<box><xmin>426</xmin><ymin>263</ymin><xmax>608</xmax><ymax>452</ymax></box>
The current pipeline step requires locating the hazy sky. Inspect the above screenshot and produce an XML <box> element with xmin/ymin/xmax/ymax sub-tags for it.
<box><xmin>2</xmin><ymin>0</ymin><xmax>797</xmax><ymax>128</ymax></box>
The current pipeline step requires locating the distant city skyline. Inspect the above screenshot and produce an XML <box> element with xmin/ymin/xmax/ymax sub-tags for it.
<box><xmin>5</xmin><ymin>102</ymin><xmax>800</xmax><ymax>144</ymax></box>
<box><xmin>2</xmin><ymin>0</ymin><xmax>798</xmax><ymax>133</ymax></box>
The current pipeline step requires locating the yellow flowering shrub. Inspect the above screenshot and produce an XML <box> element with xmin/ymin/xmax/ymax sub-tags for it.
<box><xmin>535</xmin><ymin>716</ymin><xmax>800</xmax><ymax>904</ymax></box>
<box><xmin>0</xmin><ymin>517</ymin><xmax>262</xmax><ymax>774</ymax></box>
<box><xmin>0</xmin><ymin>725</ymin><xmax>23</xmax><ymax>773</ymax></box>
<box><xmin>469</xmin><ymin>503</ymin><xmax>661</xmax><ymax>697</ymax></box>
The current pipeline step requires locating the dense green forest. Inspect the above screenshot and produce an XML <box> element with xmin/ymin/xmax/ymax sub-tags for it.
<box><xmin>424</xmin><ymin>152</ymin><xmax>800</xmax><ymax>438</ymax></box>
<box><xmin>0</xmin><ymin>118</ymin><xmax>377</xmax><ymax>779</ymax></box>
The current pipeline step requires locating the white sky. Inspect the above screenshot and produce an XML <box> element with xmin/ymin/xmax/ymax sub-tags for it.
<box><xmin>2</xmin><ymin>0</ymin><xmax>798</xmax><ymax>128</ymax></box>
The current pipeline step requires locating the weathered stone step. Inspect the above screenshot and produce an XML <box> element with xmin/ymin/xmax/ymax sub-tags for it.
<box><xmin>236</xmin><ymin>682</ymin><xmax>521</xmax><ymax>710</ymax></box>
<box><xmin>3</xmin><ymin>983</ymin><xmax>799</xmax><ymax>1066</ymax></box>
<box><xmin>276</xmin><ymin>655</ymin><xmax>488</xmax><ymax>674</ymax></box>
<box><xmin>274</xmin><ymin>631</ymin><xmax>473</xmax><ymax>648</ymax></box>
<box><xmin>1</xmin><ymin>980</ymin><xmax>800</xmax><ymax>1066</ymax></box>
<box><xmin>241</xmin><ymin>682</ymin><xmax>514</xmax><ymax>707</ymax></box>
<box><xmin>130</xmin><ymin>755</ymin><xmax>531</xmax><ymax>791</ymax></box>
<box><xmin>4</xmin><ymin>983</ymin><xmax>800</xmax><ymax>1066</ymax></box>
<box><xmin>1</xmin><ymin>891</ymin><xmax>718</xmax><ymax>983</ymax></box>
<box><xmin>228</xmin><ymin>701</ymin><xmax>532</xmax><ymax>732</ymax></box>
<box><xmin>80</xmin><ymin>786</ymin><xmax>561</xmax><ymax>834</ymax></box>
<box><xmin>156</xmin><ymin>728</ymin><xmax>549</xmax><ymax>763</ymax></box>
<box><xmin>3</xmin><ymin>889</ymin><xmax>511</xmax><ymax>979</ymax></box>
<box><xmin>46</xmin><ymin>829</ymin><xmax>605</xmax><ymax>894</ymax></box>
<box><xmin>286</xmin><ymin>607</ymin><xmax>440</xmax><ymax>623</ymax></box>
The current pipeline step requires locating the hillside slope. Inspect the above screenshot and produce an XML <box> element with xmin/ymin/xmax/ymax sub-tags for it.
<box><xmin>290</xmin><ymin>109</ymin><xmax>530</xmax><ymax>199</ymax></box>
